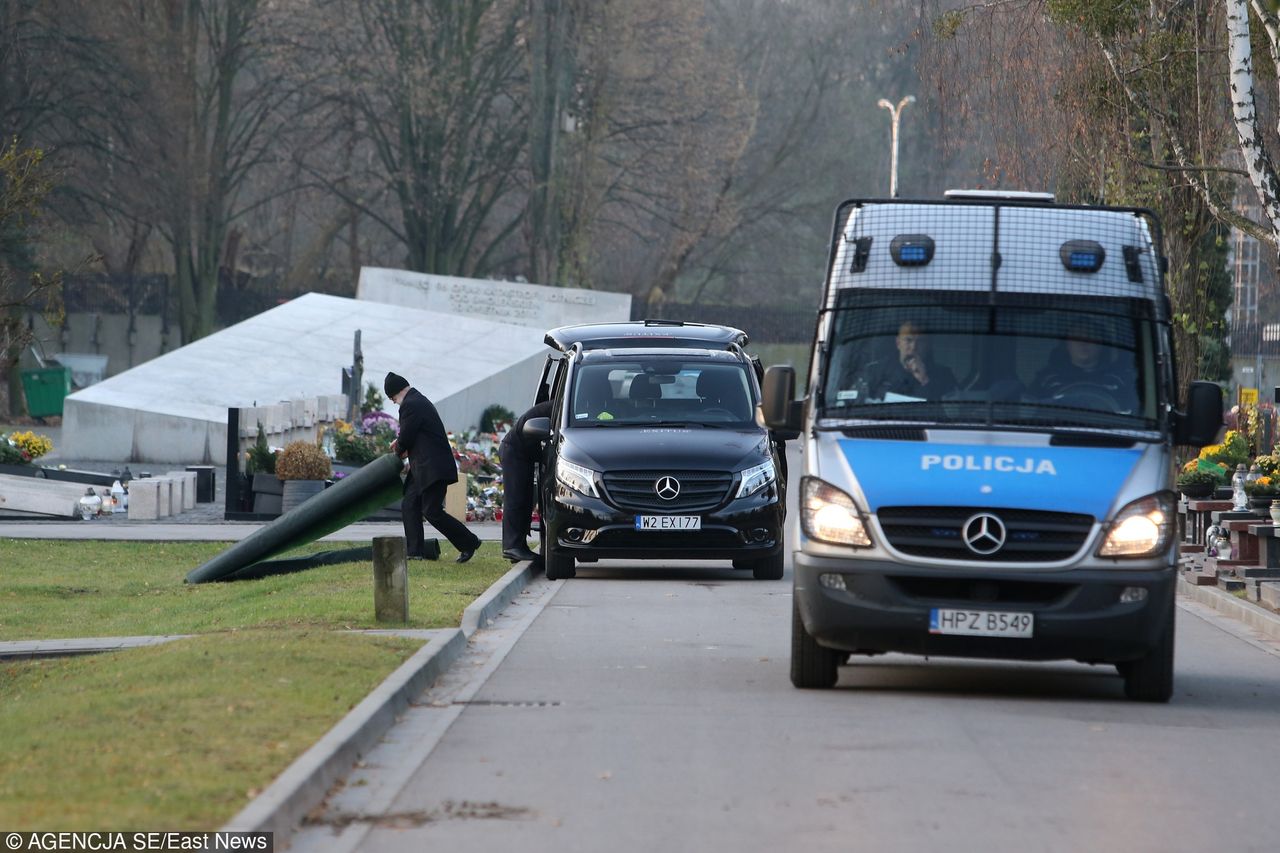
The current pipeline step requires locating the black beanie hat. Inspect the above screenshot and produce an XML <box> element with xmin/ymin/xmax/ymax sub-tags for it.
<box><xmin>384</xmin><ymin>372</ymin><xmax>409</xmax><ymax>398</ymax></box>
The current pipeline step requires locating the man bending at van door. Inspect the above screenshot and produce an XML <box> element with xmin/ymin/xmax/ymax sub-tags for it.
<box><xmin>870</xmin><ymin>321</ymin><xmax>957</xmax><ymax>400</ymax></box>
<box><xmin>386</xmin><ymin>371</ymin><xmax>482</xmax><ymax>563</ymax></box>
<box><xmin>499</xmin><ymin>399</ymin><xmax>552</xmax><ymax>563</ymax></box>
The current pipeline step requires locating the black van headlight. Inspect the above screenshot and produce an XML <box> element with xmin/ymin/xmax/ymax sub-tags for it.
<box><xmin>736</xmin><ymin>459</ymin><xmax>776</xmax><ymax>498</ymax></box>
<box><xmin>556</xmin><ymin>458</ymin><xmax>601</xmax><ymax>498</ymax></box>
<box><xmin>801</xmin><ymin>477</ymin><xmax>871</xmax><ymax>547</ymax></box>
<box><xmin>1097</xmin><ymin>493</ymin><xmax>1174</xmax><ymax>558</ymax></box>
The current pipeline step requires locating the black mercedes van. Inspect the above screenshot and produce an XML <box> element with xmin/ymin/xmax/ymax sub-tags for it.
<box><xmin>522</xmin><ymin>321</ymin><xmax>787</xmax><ymax>581</ymax></box>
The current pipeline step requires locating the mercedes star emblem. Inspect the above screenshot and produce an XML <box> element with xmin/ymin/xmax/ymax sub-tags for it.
<box><xmin>962</xmin><ymin>512</ymin><xmax>1007</xmax><ymax>556</ymax></box>
<box><xmin>655</xmin><ymin>476</ymin><xmax>681</xmax><ymax>501</ymax></box>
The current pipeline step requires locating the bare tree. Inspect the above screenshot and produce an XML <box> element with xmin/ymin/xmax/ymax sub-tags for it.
<box><xmin>302</xmin><ymin>0</ymin><xmax>528</xmax><ymax>278</ymax></box>
<box><xmin>63</xmin><ymin>0</ymin><xmax>304</xmax><ymax>342</ymax></box>
<box><xmin>681</xmin><ymin>0</ymin><xmax>922</xmax><ymax>307</ymax></box>
<box><xmin>535</xmin><ymin>0</ymin><xmax>755</xmax><ymax>300</ymax></box>
<box><xmin>0</xmin><ymin>143</ymin><xmax>66</xmax><ymax>416</ymax></box>
<box><xmin>923</xmin><ymin>0</ymin><xmax>1237</xmax><ymax>394</ymax></box>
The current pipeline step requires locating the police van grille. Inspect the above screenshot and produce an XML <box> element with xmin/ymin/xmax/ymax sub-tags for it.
<box><xmin>877</xmin><ymin>506</ymin><xmax>1094</xmax><ymax>562</ymax></box>
<box><xmin>601</xmin><ymin>470</ymin><xmax>734</xmax><ymax>512</ymax></box>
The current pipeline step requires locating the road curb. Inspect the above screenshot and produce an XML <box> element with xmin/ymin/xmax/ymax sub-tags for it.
<box><xmin>221</xmin><ymin>560</ymin><xmax>536</xmax><ymax>843</ymax></box>
<box><xmin>1178</xmin><ymin>575</ymin><xmax>1280</xmax><ymax>644</ymax></box>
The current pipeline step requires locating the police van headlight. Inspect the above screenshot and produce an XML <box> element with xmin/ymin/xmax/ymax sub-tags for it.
<box><xmin>736</xmin><ymin>459</ymin><xmax>776</xmax><ymax>498</ymax></box>
<box><xmin>801</xmin><ymin>477</ymin><xmax>871</xmax><ymax>547</ymax></box>
<box><xmin>556</xmin><ymin>458</ymin><xmax>601</xmax><ymax>498</ymax></box>
<box><xmin>1098</xmin><ymin>493</ymin><xmax>1174</xmax><ymax>558</ymax></box>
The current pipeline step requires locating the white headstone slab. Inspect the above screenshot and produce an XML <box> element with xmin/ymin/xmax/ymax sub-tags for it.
<box><xmin>357</xmin><ymin>267</ymin><xmax>631</xmax><ymax>329</ymax></box>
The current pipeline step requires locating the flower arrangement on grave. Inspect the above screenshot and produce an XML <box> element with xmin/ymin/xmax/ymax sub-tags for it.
<box><xmin>479</xmin><ymin>403</ymin><xmax>515</xmax><ymax>434</ymax></box>
<box><xmin>447</xmin><ymin>428</ymin><xmax>505</xmax><ymax>521</ymax></box>
<box><xmin>1</xmin><ymin>430</ymin><xmax>53</xmax><ymax>465</ymax></box>
<box><xmin>1253</xmin><ymin>454</ymin><xmax>1280</xmax><ymax>479</ymax></box>
<box><xmin>361</xmin><ymin>382</ymin><xmax>384</xmax><ymax>416</ymax></box>
<box><xmin>275</xmin><ymin>440</ymin><xmax>333</xmax><ymax>481</ymax></box>
<box><xmin>330</xmin><ymin>412</ymin><xmax>398</xmax><ymax>466</ymax></box>
<box><xmin>1181</xmin><ymin>429</ymin><xmax>1249</xmax><ymax>484</ymax></box>
<box><xmin>1244</xmin><ymin>475</ymin><xmax>1280</xmax><ymax>497</ymax></box>
<box><xmin>244</xmin><ymin>422</ymin><xmax>277</xmax><ymax>475</ymax></box>
<box><xmin>1175</xmin><ymin>469</ymin><xmax>1218</xmax><ymax>497</ymax></box>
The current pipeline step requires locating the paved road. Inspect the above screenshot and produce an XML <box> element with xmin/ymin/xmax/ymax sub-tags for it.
<box><xmin>293</xmin><ymin>486</ymin><xmax>1280</xmax><ymax>851</ymax></box>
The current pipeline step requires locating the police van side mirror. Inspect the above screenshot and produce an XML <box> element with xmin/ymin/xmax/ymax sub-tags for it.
<box><xmin>1174</xmin><ymin>381</ymin><xmax>1224</xmax><ymax>448</ymax></box>
<box><xmin>522</xmin><ymin>416</ymin><xmax>552</xmax><ymax>443</ymax></box>
<box><xmin>762</xmin><ymin>365</ymin><xmax>803</xmax><ymax>432</ymax></box>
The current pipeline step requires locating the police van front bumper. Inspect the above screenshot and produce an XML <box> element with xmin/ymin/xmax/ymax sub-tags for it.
<box><xmin>793</xmin><ymin>552</ymin><xmax>1175</xmax><ymax>664</ymax></box>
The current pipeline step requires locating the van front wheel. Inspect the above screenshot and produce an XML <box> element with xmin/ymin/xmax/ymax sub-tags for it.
<box><xmin>790</xmin><ymin>599</ymin><xmax>840</xmax><ymax>689</ymax></box>
<box><xmin>1117</xmin><ymin>594</ymin><xmax>1175</xmax><ymax>703</ymax></box>
<box><xmin>544</xmin><ymin>539</ymin><xmax>576</xmax><ymax>581</ymax></box>
<box><xmin>736</xmin><ymin>552</ymin><xmax>784</xmax><ymax>580</ymax></box>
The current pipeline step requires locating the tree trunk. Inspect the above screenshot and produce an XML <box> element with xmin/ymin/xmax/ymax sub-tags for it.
<box><xmin>1227</xmin><ymin>0</ymin><xmax>1280</xmax><ymax>247</ymax></box>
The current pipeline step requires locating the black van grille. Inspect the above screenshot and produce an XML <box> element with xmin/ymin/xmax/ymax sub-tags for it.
<box><xmin>877</xmin><ymin>506</ymin><xmax>1094</xmax><ymax>562</ymax></box>
<box><xmin>602</xmin><ymin>470</ymin><xmax>734</xmax><ymax>513</ymax></box>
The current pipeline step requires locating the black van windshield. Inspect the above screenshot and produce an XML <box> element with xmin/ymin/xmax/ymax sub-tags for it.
<box><xmin>569</xmin><ymin>360</ymin><xmax>756</xmax><ymax>428</ymax></box>
<box><xmin>820</xmin><ymin>289</ymin><xmax>1160</xmax><ymax>432</ymax></box>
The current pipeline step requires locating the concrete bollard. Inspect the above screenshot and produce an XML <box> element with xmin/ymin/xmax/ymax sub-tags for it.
<box><xmin>128</xmin><ymin>479</ymin><xmax>162</xmax><ymax>520</ymax></box>
<box><xmin>372</xmin><ymin>536</ymin><xmax>409</xmax><ymax>623</ymax></box>
<box><xmin>166</xmin><ymin>471</ymin><xmax>197</xmax><ymax>510</ymax></box>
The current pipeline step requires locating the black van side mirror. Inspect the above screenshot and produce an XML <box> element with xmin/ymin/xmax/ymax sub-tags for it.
<box><xmin>762</xmin><ymin>365</ymin><xmax>804</xmax><ymax>433</ymax></box>
<box><xmin>522</xmin><ymin>416</ymin><xmax>552</xmax><ymax>443</ymax></box>
<box><xmin>1174</xmin><ymin>381</ymin><xmax>1224</xmax><ymax>448</ymax></box>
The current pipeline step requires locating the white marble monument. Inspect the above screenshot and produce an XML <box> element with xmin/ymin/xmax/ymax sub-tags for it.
<box><xmin>61</xmin><ymin>293</ymin><xmax>556</xmax><ymax>463</ymax></box>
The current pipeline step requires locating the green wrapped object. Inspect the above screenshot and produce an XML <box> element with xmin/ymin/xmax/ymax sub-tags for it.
<box><xmin>187</xmin><ymin>453</ymin><xmax>405</xmax><ymax>584</ymax></box>
<box><xmin>1194</xmin><ymin>458</ymin><xmax>1229</xmax><ymax>482</ymax></box>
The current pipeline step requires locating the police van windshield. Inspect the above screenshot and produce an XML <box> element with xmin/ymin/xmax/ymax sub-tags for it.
<box><xmin>821</xmin><ymin>289</ymin><xmax>1160</xmax><ymax>432</ymax></box>
<box><xmin>569</xmin><ymin>361</ymin><xmax>756</xmax><ymax>428</ymax></box>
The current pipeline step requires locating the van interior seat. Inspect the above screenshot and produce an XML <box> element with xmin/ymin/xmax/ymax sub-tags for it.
<box><xmin>696</xmin><ymin>370</ymin><xmax>750</xmax><ymax>418</ymax></box>
<box><xmin>577</xmin><ymin>371</ymin><xmax>616</xmax><ymax>416</ymax></box>
<box><xmin>628</xmin><ymin>374</ymin><xmax>662</xmax><ymax>408</ymax></box>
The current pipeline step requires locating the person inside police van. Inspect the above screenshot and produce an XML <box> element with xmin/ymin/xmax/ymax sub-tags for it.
<box><xmin>1033</xmin><ymin>318</ymin><xmax>1137</xmax><ymax>412</ymax></box>
<box><xmin>870</xmin><ymin>320</ymin><xmax>958</xmax><ymax>400</ymax></box>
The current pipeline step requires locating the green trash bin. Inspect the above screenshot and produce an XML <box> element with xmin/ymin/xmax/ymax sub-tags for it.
<box><xmin>20</xmin><ymin>366</ymin><xmax>73</xmax><ymax>418</ymax></box>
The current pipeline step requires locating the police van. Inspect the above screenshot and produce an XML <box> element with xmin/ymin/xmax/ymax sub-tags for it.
<box><xmin>761</xmin><ymin>192</ymin><xmax>1222</xmax><ymax>701</ymax></box>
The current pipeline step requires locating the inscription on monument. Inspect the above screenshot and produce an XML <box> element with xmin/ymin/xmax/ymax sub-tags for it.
<box><xmin>361</xmin><ymin>267</ymin><xmax>631</xmax><ymax>328</ymax></box>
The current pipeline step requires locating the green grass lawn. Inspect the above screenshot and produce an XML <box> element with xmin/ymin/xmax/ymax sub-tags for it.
<box><xmin>0</xmin><ymin>630</ymin><xmax>421</xmax><ymax>829</ymax></box>
<box><xmin>0</xmin><ymin>540</ymin><xmax>510</xmax><ymax>639</ymax></box>
<box><xmin>0</xmin><ymin>539</ymin><xmax>514</xmax><ymax>829</ymax></box>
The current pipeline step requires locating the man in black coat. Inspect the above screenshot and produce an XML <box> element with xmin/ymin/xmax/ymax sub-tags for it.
<box><xmin>499</xmin><ymin>399</ymin><xmax>552</xmax><ymax>563</ymax></box>
<box><xmin>385</xmin><ymin>372</ymin><xmax>481</xmax><ymax>563</ymax></box>
<box><xmin>869</xmin><ymin>320</ymin><xmax>957</xmax><ymax>400</ymax></box>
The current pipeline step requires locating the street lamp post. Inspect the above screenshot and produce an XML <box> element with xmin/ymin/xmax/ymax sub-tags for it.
<box><xmin>877</xmin><ymin>95</ymin><xmax>915</xmax><ymax>198</ymax></box>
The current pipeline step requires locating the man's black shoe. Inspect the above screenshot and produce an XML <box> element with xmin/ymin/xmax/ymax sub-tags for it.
<box><xmin>502</xmin><ymin>546</ymin><xmax>538</xmax><ymax>563</ymax></box>
<box><xmin>455</xmin><ymin>549</ymin><xmax>475</xmax><ymax>564</ymax></box>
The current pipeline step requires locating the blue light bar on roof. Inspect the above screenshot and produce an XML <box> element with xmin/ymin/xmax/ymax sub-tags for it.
<box><xmin>890</xmin><ymin>234</ymin><xmax>934</xmax><ymax>267</ymax></box>
<box><xmin>1059</xmin><ymin>239</ymin><xmax>1106</xmax><ymax>273</ymax></box>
